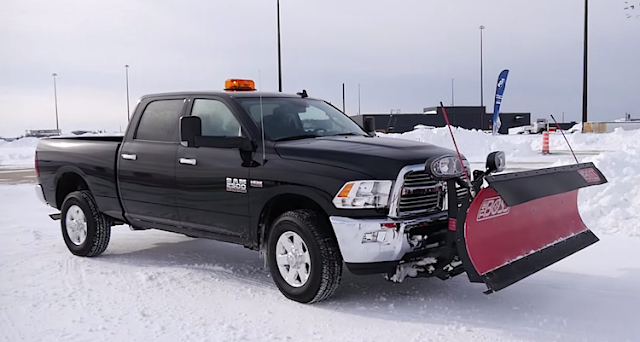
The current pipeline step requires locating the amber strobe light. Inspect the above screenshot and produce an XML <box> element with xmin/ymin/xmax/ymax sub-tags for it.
<box><xmin>224</xmin><ymin>79</ymin><xmax>256</xmax><ymax>91</ymax></box>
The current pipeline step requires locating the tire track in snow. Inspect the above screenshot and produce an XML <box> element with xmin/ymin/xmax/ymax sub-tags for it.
<box><xmin>0</xmin><ymin>308</ymin><xmax>23</xmax><ymax>342</ymax></box>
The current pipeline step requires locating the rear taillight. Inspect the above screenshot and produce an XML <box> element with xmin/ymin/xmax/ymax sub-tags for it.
<box><xmin>34</xmin><ymin>152</ymin><xmax>40</xmax><ymax>178</ymax></box>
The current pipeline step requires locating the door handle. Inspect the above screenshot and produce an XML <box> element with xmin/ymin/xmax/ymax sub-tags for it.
<box><xmin>179</xmin><ymin>158</ymin><xmax>197</xmax><ymax>165</ymax></box>
<box><xmin>121</xmin><ymin>154</ymin><xmax>137</xmax><ymax>161</ymax></box>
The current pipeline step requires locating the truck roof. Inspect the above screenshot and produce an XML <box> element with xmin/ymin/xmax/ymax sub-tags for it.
<box><xmin>141</xmin><ymin>91</ymin><xmax>312</xmax><ymax>100</ymax></box>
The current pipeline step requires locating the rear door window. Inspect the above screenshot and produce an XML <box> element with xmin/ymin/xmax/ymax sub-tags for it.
<box><xmin>135</xmin><ymin>99</ymin><xmax>185</xmax><ymax>142</ymax></box>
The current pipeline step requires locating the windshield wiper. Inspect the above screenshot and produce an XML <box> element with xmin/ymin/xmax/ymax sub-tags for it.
<box><xmin>332</xmin><ymin>132</ymin><xmax>366</xmax><ymax>137</ymax></box>
<box><xmin>275</xmin><ymin>134</ymin><xmax>320</xmax><ymax>142</ymax></box>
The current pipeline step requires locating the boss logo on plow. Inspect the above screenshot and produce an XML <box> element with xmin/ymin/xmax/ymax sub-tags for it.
<box><xmin>578</xmin><ymin>168</ymin><xmax>601</xmax><ymax>183</ymax></box>
<box><xmin>476</xmin><ymin>196</ymin><xmax>510</xmax><ymax>221</ymax></box>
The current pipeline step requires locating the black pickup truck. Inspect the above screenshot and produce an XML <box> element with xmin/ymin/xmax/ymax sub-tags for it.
<box><xmin>35</xmin><ymin>79</ymin><xmax>606</xmax><ymax>303</ymax></box>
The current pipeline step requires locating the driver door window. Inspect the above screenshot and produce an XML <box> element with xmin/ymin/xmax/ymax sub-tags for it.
<box><xmin>191</xmin><ymin>99</ymin><xmax>242</xmax><ymax>137</ymax></box>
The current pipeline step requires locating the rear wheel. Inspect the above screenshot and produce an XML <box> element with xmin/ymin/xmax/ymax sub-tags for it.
<box><xmin>267</xmin><ymin>210</ymin><xmax>342</xmax><ymax>303</ymax></box>
<box><xmin>61</xmin><ymin>191</ymin><xmax>111</xmax><ymax>257</ymax></box>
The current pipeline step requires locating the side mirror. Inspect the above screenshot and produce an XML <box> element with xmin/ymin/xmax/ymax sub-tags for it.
<box><xmin>486</xmin><ymin>151</ymin><xmax>506</xmax><ymax>173</ymax></box>
<box><xmin>364</xmin><ymin>117</ymin><xmax>375</xmax><ymax>134</ymax></box>
<box><xmin>180</xmin><ymin>116</ymin><xmax>202</xmax><ymax>147</ymax></box>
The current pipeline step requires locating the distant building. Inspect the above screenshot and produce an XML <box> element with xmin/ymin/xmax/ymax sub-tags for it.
<box><xmin>351</xmin><ymin>106</ymin><xmax>531</xmax><ymax>134</ymax></box>
<box><xmin>25</xmin><ymin>129</ymin><xmax>61</xmax><ymax>138</ymax></box>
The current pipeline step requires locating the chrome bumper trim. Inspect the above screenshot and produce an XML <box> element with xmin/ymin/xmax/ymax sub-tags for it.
<box><xmin>329</xmin><ymin>213</ymin><xmax>447</xmax><ymax>264</ymax></box>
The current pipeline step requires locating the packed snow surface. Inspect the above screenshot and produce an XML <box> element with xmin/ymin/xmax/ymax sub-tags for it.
<box><xmin>1</xmin><ymin>184</ymin><xmax>640</xmax><ymax>342</ymax></box>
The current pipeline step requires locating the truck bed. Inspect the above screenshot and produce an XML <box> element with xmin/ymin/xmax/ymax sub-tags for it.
<box><xmin>37</xmin><ymin>136</ymin><xmax>124</xmax><ymax>221</ymax></box>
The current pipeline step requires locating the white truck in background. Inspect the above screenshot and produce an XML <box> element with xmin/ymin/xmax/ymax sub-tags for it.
<box><xmin>509</xmin><ymin>118</ymin><xmax>549</xmax><ymax>134</ymax></box>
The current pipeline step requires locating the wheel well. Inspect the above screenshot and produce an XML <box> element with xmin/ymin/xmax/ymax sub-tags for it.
<box><xmin>55</xmin><ymin>173</ymin><xmax>89</xmax><ymax>209</ymax></box>
<box><xmin>258</xmin><ymin>194</ymin><xmax>332</xmax><ymax>247</ymax></box>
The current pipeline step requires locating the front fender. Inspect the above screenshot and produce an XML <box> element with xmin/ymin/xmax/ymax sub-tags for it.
<box><xmin>249</xmin><ymin>182</ymin><xmax>336</xmax><ymax>245</ymax></box>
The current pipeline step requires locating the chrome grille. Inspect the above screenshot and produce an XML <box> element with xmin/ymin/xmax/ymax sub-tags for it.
<box><xmin>397</xmin><ymin>171</ymin><xmax>444</xmax><ymax>216</ymax></box>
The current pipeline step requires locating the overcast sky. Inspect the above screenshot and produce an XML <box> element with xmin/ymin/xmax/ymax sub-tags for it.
<box><xmin>1</xmin><ymin>0</ymin><xmax>638</xmax><ymax>136</ymax></box>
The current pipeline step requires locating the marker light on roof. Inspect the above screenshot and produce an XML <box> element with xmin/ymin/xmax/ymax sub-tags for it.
<box><xmin>224</xmin><ymin>79</ymin><xmax>256</xmax><ymax>91</ymax></box>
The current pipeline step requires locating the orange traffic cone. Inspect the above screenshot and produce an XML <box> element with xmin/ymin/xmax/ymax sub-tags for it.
<box><xmin>542</xmin><ymin>131</ymin><xmax>550</xmax><ymax>154</ymax></box>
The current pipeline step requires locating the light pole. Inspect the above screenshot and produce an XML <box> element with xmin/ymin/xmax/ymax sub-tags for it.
<box><xmin>342</xmin><ymin>83</ymin><xmax>346</xmax><ymax>113</ymax></box>
<box><xmin>582</xmin><ymin>0</ymin><xmax>588</xmax><ymax>125</ymax></box>
<box><xmin>277</xmin><ymin>0</ymin><xmax>282</xmax><ymax>92</ymax></box>
<box><xmin>358</xmin><ymin>84</ymin><xmax>361</xmax><ymax>115</ymax></box>
<box><xmin>52</xmin><ymin>73</ymin><xmax>59</xmax><ymax>133</ymax></box>
<box><xmin>125</xmin><ymin>65</ymin><xmax>131</xmax><ymax>121</ymax></box>
<box><xmin>479</xmin><ymin>25</ymin><xmax>485</xmax><ymax>108</ymax></box>
<box><xmin>451</xmin><ymin>78</ymin><xmax>455</xmax><ymax>106</ymax></box>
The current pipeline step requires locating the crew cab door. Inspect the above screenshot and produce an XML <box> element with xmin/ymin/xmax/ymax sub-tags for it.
<box><xmin>117</xmin><ymin>97</ymin><xmax>185</xmax><ymax>228</ymax></box>
<box><xmin>175</xmin><ymin>97</ymin><xmax>251</xmax><ymax>240</ymax></box>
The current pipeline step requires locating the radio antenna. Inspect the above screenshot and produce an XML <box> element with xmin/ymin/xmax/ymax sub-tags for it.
<box><xmin>259</xmin><ymin>70</ymin><xmax>266</xmax><ymax>164</ymax></box>
<box><xmin>550</xmin><ymin>114</ymin><xmax>578</xmax><ymax>164</ymax></box>
<box><xmin>440</xmin><ymin>102</ymin><xmax>470</xmax><ymax>183</ymax></box>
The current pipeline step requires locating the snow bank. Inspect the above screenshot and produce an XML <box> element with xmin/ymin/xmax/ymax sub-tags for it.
<box><xmin>383</xmin><ymin>127</ymin><xmax>541</xmax><ymax>162</ymax></box>
<box><xmin>0</xmin><ymin>138</ymin><xmax>39</xmax><ymax>167</ymax></box>
<box><xmin>576</xmin><ymin>149</ymin><xmax>640</xmax><ymax>237</ymax></box>
<box><xmin>385</xmin><ymin>126</ymin><xmax>639</xmax><ymax>161</ymax></box>
<box><xmin>384</xmin><ymin>127</ymin><xmax>640</xmax><ymax>237</ymax></box>
<box><xmin>0</xmin><ymin>133</ymin><xmax>121</xmax><ymax>167</ymax></box>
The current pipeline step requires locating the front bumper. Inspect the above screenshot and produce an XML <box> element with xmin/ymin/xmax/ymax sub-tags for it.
<box><xmin>330</xmin><ymin>212</ymin><xmax>448</xmax><ymax>264</ymax></box>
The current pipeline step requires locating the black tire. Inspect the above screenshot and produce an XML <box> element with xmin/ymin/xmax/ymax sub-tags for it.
<box><xmin>267</xmin><ymin>210</ymin><xmax>342</xmax><ymax>304</ymax></box>
<box><xmin>61</xmin><ymin>190</ymin><xmax>111</xmax><ymax>257</ymax></box>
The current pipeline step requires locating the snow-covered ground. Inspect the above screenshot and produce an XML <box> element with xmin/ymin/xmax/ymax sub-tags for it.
<box><xmin>1</xmin><ymin>186</ymin><xmax>640</xmax><ymax>342</ymax></box>
<box><xmin>0</xmin><ymin>138</ymin><xmax>39</xmax><ymax>167</ymax></box>
<box><xmin>1</xmin><ymin>128</ymin><xmax>639</xmax><ymax>341</ymax></box>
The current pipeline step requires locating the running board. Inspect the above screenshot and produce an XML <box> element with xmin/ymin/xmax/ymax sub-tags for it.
<box><xmin>49</xmin><ymin>213</ymin><xmax>61</xmax><ymax>221</ymax></box>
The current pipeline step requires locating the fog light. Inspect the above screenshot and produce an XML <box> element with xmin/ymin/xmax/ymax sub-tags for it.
<box><xmin>362</xmin><ymin>230</ymin><xmax>387</xmax><ymax>243</ymax></box>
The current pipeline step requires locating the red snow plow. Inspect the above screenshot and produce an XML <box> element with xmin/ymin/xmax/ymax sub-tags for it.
<box><xmin>454</xmin><ymin>154</ymin><xmax>607</xmax><ymax>293</ymax></box>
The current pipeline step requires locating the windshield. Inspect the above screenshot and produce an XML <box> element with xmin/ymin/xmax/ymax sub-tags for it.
<box><xmin>237</xmin><ymin>98</ymin><xmax>368</xmax><ymax>141</ymax></box>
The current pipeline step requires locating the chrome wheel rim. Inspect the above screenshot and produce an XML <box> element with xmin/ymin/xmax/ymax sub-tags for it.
<box><xmin>275</xmin><ymin>231</ymin><xmax>311</xmax><ymax>288</ymax></box>
<box><xmin>65</xmin><ymin>205</ymin><xmax>88</xmax><ymax>246</ymax></box>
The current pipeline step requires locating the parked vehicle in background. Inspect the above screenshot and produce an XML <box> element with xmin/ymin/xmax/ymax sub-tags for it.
<box><xmin>510</xmin><ymin>119</ymin><xmax>548</xmax><ymax>134</ymax></box>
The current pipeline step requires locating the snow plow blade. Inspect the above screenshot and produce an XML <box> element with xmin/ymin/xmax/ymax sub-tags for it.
<box><xmin>457</xmin><ymin>162</ymin><xmax>607</xmax><ymax>293</ymax></box>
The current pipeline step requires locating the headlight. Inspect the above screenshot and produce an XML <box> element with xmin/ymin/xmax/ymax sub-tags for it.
<box><xmin>332</xmin><ymin>180</ymin><xmax>393</xmax><ymax>209</ymax></box>
<box><xmin>427</xmin><ymin>155</ymin><xmax>464</xmax><ymax>179</ymax></box>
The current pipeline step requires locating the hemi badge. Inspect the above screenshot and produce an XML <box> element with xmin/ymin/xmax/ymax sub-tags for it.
<box><xmin>250</xmin><ymin>180</ymin><xmax>263</xmax><ymax>188</ymax></box>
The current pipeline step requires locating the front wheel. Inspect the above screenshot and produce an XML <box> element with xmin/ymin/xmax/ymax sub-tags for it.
<box><xmin>61</xmin><ymin>191</ymin><xmax>111</xmax><ymax>257</ymax></box>
<box><xmin>267</xmin><ymin>210</ymin><xmax>342</xmax><ymax>303</ymax></box>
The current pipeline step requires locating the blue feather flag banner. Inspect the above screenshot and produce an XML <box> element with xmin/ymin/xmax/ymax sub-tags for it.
<box><xmin>492</xmin><ymin>69</ymin><xmax>509</xmax><ymax>135</ymax></box>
